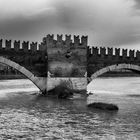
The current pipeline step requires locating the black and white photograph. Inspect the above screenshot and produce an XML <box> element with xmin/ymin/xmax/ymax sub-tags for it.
<box><xmin>0</xmin><ymin>0</ymin><xmax>139</xmax><ymax>139</ymax></box>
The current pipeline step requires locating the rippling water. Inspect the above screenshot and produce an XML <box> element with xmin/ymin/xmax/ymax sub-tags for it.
<box><xmin>0</xmin><ymin>78</ymin><xmax>140</xmax><ymax>139</ymax></box>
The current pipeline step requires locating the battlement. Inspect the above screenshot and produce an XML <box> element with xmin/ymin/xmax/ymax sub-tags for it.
<box><xmin>88</xmin><ymin>46</ymin><xmax>138</xmax><ymax>59</ymax></box>
<box><xmin>0</xmin><ymin>34</ymin><xmax>88</xmax><ymax>53</ymax></box>
<box><xmin>42</xmin><ymin>34</ymin><xmax>88</xmax><ymax>47</ymax></box>
<box><xmin>0</xmin><ymin>39</ymin><xmax>40</xmax><ymax>53</ymax></box>
<box><xmin>0</xmin><ymin>35</ymin><xmax>139</xmax><ymax>61</ymax></box>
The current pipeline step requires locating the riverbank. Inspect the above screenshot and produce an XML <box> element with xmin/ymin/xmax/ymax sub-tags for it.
<box><xmin>0</xmin><ymin>71</ymin><xmax>139</xmax><ymax>80</ymax></box>
<box><xmin>99</xmin><ymin>71</ymin><xmax>140</xmax><ymax>77</ymax></box>
<box><xmin>0</xmin><ymin>74</ymin><xmax>25</xmax><ymax>80</ymax></box>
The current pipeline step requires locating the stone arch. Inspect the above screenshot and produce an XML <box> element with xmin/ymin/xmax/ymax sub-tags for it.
<box><xmin>89</xmin><ymin>63</ymin><xmax>140</xmax><ymax>82</ymax></box>
<box><xmin>0</xmin><ymin>56</ymin><xmax>46</xmax><ymax>92</ymax></box>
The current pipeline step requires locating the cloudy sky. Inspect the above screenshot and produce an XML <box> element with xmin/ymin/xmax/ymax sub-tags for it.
<box><xmin>0</xmin><ymin>0</ymin><xmax>140</xmax><ymax>49</ymax></box>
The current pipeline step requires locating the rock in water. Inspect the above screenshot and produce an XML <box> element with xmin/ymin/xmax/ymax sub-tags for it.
<box><xmin>87</xmin><ymin>102</ymin><xmax>119</xmax><ymax>111</ymax></box>
<box><xmin>47</xmin><ymin>83</ymin><xmax>73</xmax><ymax>99</ymax></box>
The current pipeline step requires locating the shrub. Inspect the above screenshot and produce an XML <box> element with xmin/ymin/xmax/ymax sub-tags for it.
<box><xmin>48</xmin><ymin>79</ymin><xmax>74</xmax><ymax>99</ymax></box>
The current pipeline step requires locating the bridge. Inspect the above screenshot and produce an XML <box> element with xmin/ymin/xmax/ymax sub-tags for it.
<box><xmin>87</xmin><ymin>47</ymin><xmax>140</xmax><ymax>84</ymax></box>
<box><xmin>0</xmin><ymin>35</ymin><xmax>87</xmax><ymax>94</ymax></box>
<box><xmin>0</xmin><ymin>35</ymin><xmax>140</xmax><ymax>94</ymax></box>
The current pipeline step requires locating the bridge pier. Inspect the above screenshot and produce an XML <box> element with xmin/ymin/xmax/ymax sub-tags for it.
<box><xmin>47</xmin><ymin>77</ymin><xmax>87</xmax><ymax>92</ymax></box>
<box><xmin>42</xmin><ymin>89</ymin><xmax>47</xmax><ymax>95</ymax></box>
<box><xmin>34</xmin><ymin>77</ymin><xmax>87</xmax><ymax>95</ymax></box>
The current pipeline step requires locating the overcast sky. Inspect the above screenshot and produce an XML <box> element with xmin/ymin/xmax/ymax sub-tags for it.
<box><xmin>0</xmin><ymin>0</ymin><xmax>140</xmax><ymax>49</ymax></box>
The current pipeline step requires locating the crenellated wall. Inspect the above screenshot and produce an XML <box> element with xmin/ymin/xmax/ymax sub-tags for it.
<box><xmin>41</xmin><ymin>34</ymin><xmax>88</xmax><ymax>48</ymax></box>
<box><xmin>1</xmin><ymin>34</ymin><xmax>140</xmax><ymax>79</ymax></box>
<box><xmin>0</xmin><ymin>39</ymin><xmax>47</xmax><ymax>77</ymax></box>
<box><xmin>87</xmin><ymin>46</ymin><xmax>140</xmax><ymax>77</ymax></box>
<box><xmin>87</xmin><ymin>46</ymin><xmax>138</xmax><ymax>58</ymax></box>
<box><xmin>0</xmin><ymin>34</ymin><xmax>88</xmax><ymax>52</ymax></box>
<box><xmin>0</xmin><ymin>39</ymin><xmax>39</xmax><ymax>52</ymax></box>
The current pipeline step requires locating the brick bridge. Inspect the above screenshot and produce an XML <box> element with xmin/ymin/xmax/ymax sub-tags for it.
<box><xmin>87</xmin><ymin>47</ymin><xmax>140</xmax><ymax>83</ymax></box>
<box><xmin>0</xmin><ymin>35</ymin><xmax>87</xmax><ymax>94</ymax></box>
<box><xmin>0</xmin><ymin>35</ymin><xmax>140</xmax><ymax>93</ymax></box>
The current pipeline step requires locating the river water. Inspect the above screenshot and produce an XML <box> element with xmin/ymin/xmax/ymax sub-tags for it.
<box><xmin>0</xmin><ymin>78</ymin><xmax>140</xmax><ymax>139</ymax></box>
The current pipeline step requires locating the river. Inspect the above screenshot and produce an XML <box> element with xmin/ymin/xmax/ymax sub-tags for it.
<box><xmin>0</xmin><ymin>78</ymin><xmax>140</xmax><ymax>139</ymax></box>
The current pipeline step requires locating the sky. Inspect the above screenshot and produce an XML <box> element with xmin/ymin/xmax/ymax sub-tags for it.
<box><xmin>0</xmin><ymin>0</ymin><xmax>140</xmax><ymax>49</ymax></box>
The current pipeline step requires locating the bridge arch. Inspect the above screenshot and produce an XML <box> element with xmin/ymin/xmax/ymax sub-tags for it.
<box><xmin>0</xmin><ymin>56</ymin><xmax>45</xmax><ymax>92</ymax></box>
<box><xmin>89</xmin><ymin>63</ymin><xmax>140</xmax><ymax>83</ymax></box>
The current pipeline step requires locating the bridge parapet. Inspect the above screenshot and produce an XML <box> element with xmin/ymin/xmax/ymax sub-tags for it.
<box><xmin>122</xmin><ymin>49</ymin><xmax>128</xmax><ymax>58</ymax></box>
<box><xmin>41</xmin><ymin>34</ymin><xmax>88</xmax><ymax>49</ymax></box>
<box><xmin>14</xmin><ymin>40</ymin><xmax>20</xmax><ymax>51</ymax></box>
<box><xmin>88</xmin><ymin>46</ymin><xmax>137</xmax><ymax>59</ymax></box>
<box><xmin>30</xmin><ymin>42</ymin><xmax>38</xmax><ymax>52</ymax></box>
<box><xmin>22</xmin><ymin>41</ymin><xmax>29</xmax><ymax>52</ymax></box>
<box><xmin>108</xmin><ymin>47</ymin><xmax>113</xmax><ymax>56</ymax></box>
<box><xmin>100</xmin><ymin>47</ymin><xmax>106</xmax><ymax>57</ymax></box>
<box><xmin>136</xmin><ymin>50</ymin><xmax>140</xmax><ymax>59</ymax></box>
<box><xmin>74</xmin><ymin>35</ymin><xmax>80</xmax><ymax>46</ymax></box>
<box><xmin>5</xmin><ymin>40</ymin><xmax>12</xmax><ymax>50</ymax></box>
<box><xmin>0</xmin><ymin>39</ymin><xmax>40</xmax><ymax>53</ymax></box>
<box><xmin>129</xmin><ymin>50</ymin><xmax>135</xmax><ymax>58</ymax></box>
<box><xmin>115</xmin><ymin>48</ymin><xmax>120</xmax><ymax>57</ymax></box>
<box><xmin>65</xmin><ymin>35</ymin><xmax>72</xmax><ymax>46</ymax></box>
<box><xmin>92</xmin><ymin>46</ymin><xmax>99</xmax><ymax>56</ymax></box>
<box><xmin>87</xmin><ymin>46</ymin><xmax>140</xmax><ymax>77</ymax></box>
